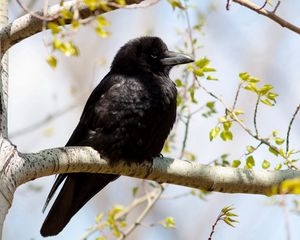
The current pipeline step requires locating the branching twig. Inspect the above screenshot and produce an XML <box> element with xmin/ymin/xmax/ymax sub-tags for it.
<box><xmin>15</xmin><ymin>0</ymin><xmax>59</xmax><ymax>21</ymax></box>
<box><xmin>286</xmin><ymin>104</ymin><xmax>300</xmax><ymax>153</ymax></box>
<box><xmin>232</xmin><ymin>0</ymin><xmax>300</xmax><ymax>35</ymax></box>
<box><xmin>119</xmin><ymin>186</ymin><xmax>163</xmax><ymax>239</ymax></box>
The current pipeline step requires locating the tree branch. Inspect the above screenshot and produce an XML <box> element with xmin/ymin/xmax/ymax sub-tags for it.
<box><xmin>0</xmin><ymin>0</ymin><xmax>145</xmax><ymax>54</ymax></box>
<box><xmin>9</xmin><ymin>146</ymin><xmax>300</xmax><ymax>195</ymax></box>
<box><xmin>0</xmin><ymin>0</ymin><xmax>9</xmax><ymax>138</ymax></box>
<box><xmin>232</xmin><ymin>0</ymin><xmax>300</xmax><ymax>35</ymax></box>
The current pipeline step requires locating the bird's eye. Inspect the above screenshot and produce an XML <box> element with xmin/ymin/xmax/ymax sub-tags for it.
<box><xmin>150</xmin><ymin>54</ymin><xmax>158</xmax><ymax>59</ymax></box>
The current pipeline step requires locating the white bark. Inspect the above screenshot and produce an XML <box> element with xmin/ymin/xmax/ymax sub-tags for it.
<box><xmin>0</xmin><ymin>0</ymin><xmax>8</xmax><ymax>138</ymax></box>
<box><xmin>0</xmin><ymin>0</ymin><xmax>144</xmax><ymax>54</ymax></box>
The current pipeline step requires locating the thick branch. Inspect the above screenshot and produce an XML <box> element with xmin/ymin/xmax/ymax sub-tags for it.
<box><xmin>232</xmin><ymin>0</ymin><xmax>300</xmax><ymax>35</ymax></box>
<box><xmin>11</xmin><ymin>146</ymin><xmax>300</xmax><ymax>195</ymax></box>
<box><xmin>0</xmin><ymin>0</ymin><xmax>144</xmax><ymax>54</ymax></box>
<box><xmin>0</xmin><ymin>0</ymin><xmax>8</xmax><ymax>138</ymax></box>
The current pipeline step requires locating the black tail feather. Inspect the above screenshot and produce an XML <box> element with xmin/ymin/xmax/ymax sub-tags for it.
<box><xmin>40</xmin><ymin>173</ymin><xmax>119</xmax><ymax>237</ymax></box>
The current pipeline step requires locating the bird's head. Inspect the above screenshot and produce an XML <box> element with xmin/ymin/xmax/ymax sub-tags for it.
<box><xmin>111</xmin><ymin>36</ymin><xmax>194</xmax><ymax>75</ymax></box>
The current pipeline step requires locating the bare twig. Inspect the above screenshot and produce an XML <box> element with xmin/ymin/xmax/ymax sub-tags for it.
<box><xmin>232</xmin><ymin>82</ymin><xmax>243</xmax><ymax>110</ymax></box>
<box><xmin>119</xmin><ymin>186</ymin><xmax>163</xmax><ymax>240</ymax></box>
<box><xmin>286</xmin><ymin>104</ymin><xmax>300</xmax><ymax>153</ymax></box>
<box><xmin>80</xmin><ymin>187</ymin><xmax>160</xmax><ymax>240</ymax></box>
<box><xmin>179</xmin><ymin>114</ymin><xmax>190</xmax><ymax>159</ymax></box>
<box><xmin>9</xmin><ymin>103</ymin><xmax>79</xmax><ymax>138</ymax></box>
<box><xmin>253</xmin><ymin>95</ymin><xmax>260</xmax><ymax>136</ymax></box>
<box><xmin>232</xmin><ymin>0</ymin><xmax>300</xmax><ymax>35</ymax></box>
<box><xmin>280</xmin><ymin>196</ymin><xmax>291</xmax><ymax>240</ymax></box>
<box><xmin>258</xmin><ymin>0</ymin><xmax>268</xmax><ymax>10</ymax></box>
<box><xmin>15</xmin><ymin>0</ymin><xmax>59</xmax><ymax>21</ymax></box>
<box><xmin>226</xmin><ymin>0</ymin><xmax>233</xmax><ymax>10</ymax></box>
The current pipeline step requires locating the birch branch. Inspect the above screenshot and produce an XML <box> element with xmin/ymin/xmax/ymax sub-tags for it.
<box><xmin>0</xmin><ymin>0</ymin><xmax>8</xmax><ymax>138</ymax></box>
<box><xmin>8</xmin><ymin>146</ymin><xmax>300</xmax><ymax>195</ymax></box>
<box><xmin>0</xmin><ymin>0</ymin><xmax>145</xmax><ymax>54</ymax></box>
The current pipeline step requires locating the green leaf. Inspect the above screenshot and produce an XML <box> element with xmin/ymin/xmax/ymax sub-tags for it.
<box><xmin>262</xmin><ymin>160</ymin><xmax>270</xmax><ymax>169</ymax></box>
<box><xmin>97</xmin><ymin>16</ymin><xmax>110</xmax><ymax>26</ymax></box>
<box><xmin>167</xmin><ymin>0</ymin><xmax>186</xmax><ymax>9</ymax></box>
<box><xmin>193</xmin><ymin>68</ymin><xmax>204</xmax><ymax>77</ymax></box>
<box><xmin>47</xmin><ymin>22</ymin><xmax>61</xmax><ymax>34</ymax></box>
<box><xmin>209</xmin><ymin>127</ymin><xmax>220</xmax><ymax>141</ymax></box>
<box><xmin>259</xmin><ymin>84</ymin><xmax>273</xmax><ymax>95</ymax></box>
<box><xmin>95</xmin><ymin>213</ymin><xmax>104</xmax><ymax>223</ymax></box>
<box><xmin>220</xmin><ymin>131</ymin><xmax>233</xmax><ymax>141</ymax></box>
<box><xmin>275</xmin><ymin>137</ymin><xmax>284</xmax><ymax>145</ymax></box>
<box><xmin>272</xmin><ymin>131</ymin><xmax>278</xmax><ymax>137</ymax></box>
<box><xmin>95</xmin><ymin>26</ymin><xmax>110</xmax><ymax>38</ymax></box>
<box><xmin>161</xmin><ymin>217</ymin><xmax>176</xmax><ymax>228</ymax></box>
<box><xmin>206</xmin><ymin>75</ymin><xmax>218</xmax><ymax>81</ymax></box>
<box><xmin>239</xmin><ymin>72</ymin><xmax>250</xmax><ymax>81</ymax></box>
<box><xmin>269</xmin><ymin>147</ymin><xmax>279</xmax><ymax>156</ymax></box>
<box><xmin>260</xmin><ymin>98</ymin><xmax>273</xmax><ymax>106</ymax></box>
<box><xmin>60</xmin><ymin>9</ymin><xmax>73</xmax><ymax>19</ymax></box>
<box><xmin>195</xmin><ymin>57</ymin><xmax>210</xmax><ymax>68</ymax></box>
<box><xmin>218</xmin><ymin>116</ymin><xmax>227</xmax><ymax>123</ymax></box>
<box><xmin>71</xmin><ymin>20</ymin><xmax>80</xmax><ymax>30</ymax></box>
<box><xmin>132</xmin><ymin>186</ymin><xmax>138</xmax><ymax>197</ymax></box>
<box><xmin>46</xmin><ymin>55</ymin><xmax>57</xmax><ymax>69</ymax></box>
<box><xmin>175</xmin><ymin>79</ymin><xmax>183</xmax><ymax>87</ymax></box>
<box><xmin>274</xmin><ymin>163</ymin><xmax>282</xmax><ymax>170</ymax></box>
<box><xmin>96</xmin><ymin>237</ymin><xmax>106</xmax><ymax>240</ymax></box>
<box><xmin>231</xmin><ymin>160</ymin><xmax>241</xmax><ymax>168</ymax></box>
<box><xmin>189</xmin><ymin>88</ymin><xmax>197</xmax><ymax>103</ymax></box>
<box><xmin>267</xmin><ymin>92</ymin><xmax>279</xmax><ymax>101</ymax></box>
<box><xmin>246</xmin><ymin>145</ymin><xmax>255</xmax><ymax>154</ymax></box>
<box><xmin>223</xmin><ymin>217</ymin><xmax>238</xmax><ymax>227</ymax></box>
<box><xmin>203</xmin><ymin>67</ymin><xmax>216</xmax><ymax>72</ymax></box>
<box><xmin>223</xmin><ymin>121</ymin><xmax>232</xmax><ymax>131</ymax></box>
<box><xmin>248</xmin><ymin>77</ymin><xmax>260</xmax><ymax>83</ymax></box>
<box><xmin>246</xmin><ymin>156</ymin><xmax>255</xmax><ymax>169</ymax></box>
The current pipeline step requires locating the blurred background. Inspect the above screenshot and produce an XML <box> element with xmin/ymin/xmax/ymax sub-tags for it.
<box><xmin>3</xmin><ymin>0</ymin><xmax>300</xmax><ymax>239</ymax></box>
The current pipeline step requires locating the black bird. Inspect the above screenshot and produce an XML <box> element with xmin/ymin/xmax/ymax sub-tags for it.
<box><xmin>40</xmin><ymin>36</ymin><xmax>193</xmax><ymax>236</ymax></box>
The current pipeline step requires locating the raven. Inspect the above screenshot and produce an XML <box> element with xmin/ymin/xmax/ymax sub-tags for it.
<box><xmin>41</xmin><ymin>36</ymin><xmax>193</xmax><ymax>236</ymax></box>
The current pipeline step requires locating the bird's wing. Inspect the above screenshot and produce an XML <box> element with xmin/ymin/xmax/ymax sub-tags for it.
<box><xmin>42</xmin><ymin>72</ymin><xmax>123</xmax><ymax>212</ymax></box>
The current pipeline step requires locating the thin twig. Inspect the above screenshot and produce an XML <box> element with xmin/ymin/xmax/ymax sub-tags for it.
<box><xmin>9</xmin><ymin>103</ymin><xmax>79</xmax><ymax>138</ymax></box>
<box><xmin>119</xmin><ymin>187</ymin><xmax>163</xmax><ymax>240</ymax></box>
<box><xmin>197</xmin><ymin>82</ymin><xmax>297</xmax><ymax>169</ymax></box>
<box><xmin>232</xmin><ymin>0</ymin><xmax>300</xmax><ymax>36</ymax></box>
<box><xmin>226</xmin><ymin>0</ymin><xmax>233</xmax><ymax>10</ymax></box>
<box><xmin>180</xmin><ymin>114</ymin><xmax>190</xmax><ymax>159</ymax></box>
<box><xmin>80</xmin><ymin>187</ymin><xmax>160</xmax><ymax>240</ymax></box>
<box><xmin>258</xmin><ymin>0</ymin><xmax>268</xmax><ymax>10</ymax></box>
<box><xmin>232</xmin><ymin>82</ymin><xmax>243</xmax><ymax>110</ymax></box>
<box><xmin>208</xmin><ymin>212</ymin><xmax>222</xmax><ymax>240</ymax></box>
<box><xmin>280</xmin><ymin>195</ymin><xmax>291</xmax><ymax>240</ymax></box>
<box><xmin>253</xmin><ymin>95</ymin><xmax>260</xmax><ymax>136</ymax></box>
<box><xmin>15</xmin><ymin>0</ymin><xmax>59</xmax><ymax>21</ymax></box>
<box><xmin>272</xmin><ymin>0</ymin><xmax>281</xmax><ymax>14</ymax></box>
<box><xmin>286</xmin><ymin>104</ymin><xmax>300</xmax><ymax>153</ymax></box>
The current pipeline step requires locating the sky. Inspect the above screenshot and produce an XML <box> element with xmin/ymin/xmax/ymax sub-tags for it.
<box><xmin>3</xmin><ymin>0</ymin><xmax>300</xmax><ymax>239</ymax></box>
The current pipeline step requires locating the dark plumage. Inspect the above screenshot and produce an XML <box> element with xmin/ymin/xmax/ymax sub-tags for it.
<box><xmin>40</xmin><ymin>36</ymin><xmax>193</xmax><ymax>237</ymax></box>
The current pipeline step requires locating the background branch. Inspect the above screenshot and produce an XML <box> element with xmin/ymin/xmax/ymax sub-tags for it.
<box><xmin>232</xmin><ymin>0</ymin><xmax>300</xmax><ymax>35</ymax></box>
<box><xmin>0</xmin><ymin>0</ymin><xmax>146</xmax><ymax>54</ymax></box>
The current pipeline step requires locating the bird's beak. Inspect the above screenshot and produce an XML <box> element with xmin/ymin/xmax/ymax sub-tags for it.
<box><xmin>161</xmin><ymin>51</ymin><xmax>194</xmax><ymax>66</ymax></box>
